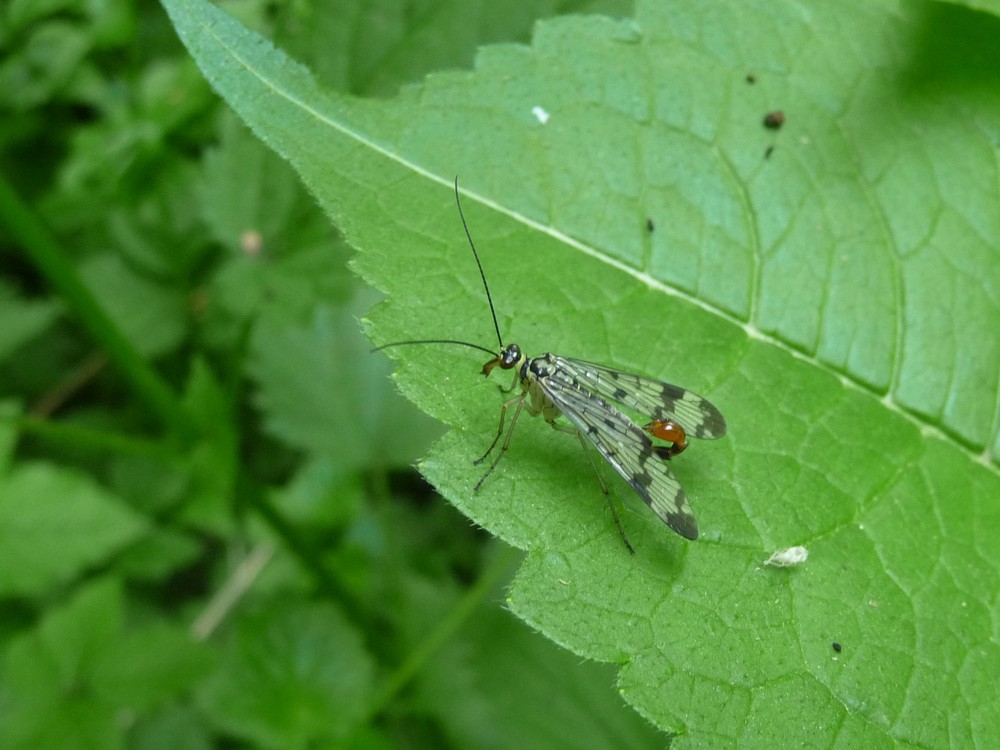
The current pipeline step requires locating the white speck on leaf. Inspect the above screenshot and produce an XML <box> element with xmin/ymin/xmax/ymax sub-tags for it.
<box><xmin>764</xmin><ymin>545</ymin><xmax>809</xmax><ymax>567</ymax></box>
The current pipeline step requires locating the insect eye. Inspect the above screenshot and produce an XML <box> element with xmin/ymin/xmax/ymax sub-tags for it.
<box><xmin>500</xmin><ymin>344</ymin><xmax>521</xmax><ymax>369</ymax></box>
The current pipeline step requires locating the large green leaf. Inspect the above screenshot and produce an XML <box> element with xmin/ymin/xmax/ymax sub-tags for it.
<box><xmin>163</xmin><ymin>0</ymin><xmax>1000</xmax><ymax>744</ymax></box>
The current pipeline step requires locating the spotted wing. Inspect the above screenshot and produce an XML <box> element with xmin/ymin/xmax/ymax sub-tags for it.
<box><xmin>553</xmin><ymin>356</ymin><xmax>726</xmax><ymax>440</ymax></box>
<box><xmin>537</xmin><ymin>362</ymin><xmax>699</xmax><ymax>539</ymax></box>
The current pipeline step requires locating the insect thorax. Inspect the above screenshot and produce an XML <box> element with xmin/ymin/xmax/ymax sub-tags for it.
<box><xmin>526</xmin><ymin>353</ymin><xmax>558</xmax><ymax>379</ymax></box>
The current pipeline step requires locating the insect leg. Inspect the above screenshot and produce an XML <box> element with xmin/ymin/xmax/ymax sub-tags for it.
<box><xmin>567</xmin><ymin>431</ymin><xmax>635</xmax><ymax>554</ymax></box>
<box><xmin>573</xmin><ymin>429</ymin><xmax>635</xmax><ymax>555</ymax></box>
<box><xmin>497</xmin><ymin>368</ymin><xmax>519</xmax><ymax>395</ymax></box>
<box><xmin>474</xmin><ymin>396</ymin><xmax>526</xmax><ymax>490</ymax></box>
<box><xmin>474</xmin><ymin>393</ymin><xmax>525</xmax><ymax>466</ymax></box>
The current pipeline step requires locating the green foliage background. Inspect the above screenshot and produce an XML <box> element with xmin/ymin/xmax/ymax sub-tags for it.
<box><xmin>1</xmin><ymin>0</ymin><xmax>998</xmax><ymax>748</ymax></box>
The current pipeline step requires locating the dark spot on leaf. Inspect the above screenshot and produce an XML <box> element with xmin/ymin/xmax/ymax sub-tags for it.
<box><xmin>763</xmin><ymin>110</ymin><xmax>785</xmax><ymax>129</ymax></box>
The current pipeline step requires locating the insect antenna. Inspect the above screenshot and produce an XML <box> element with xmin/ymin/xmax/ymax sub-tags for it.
<box><xmin>452</xmin><ymin>176</ymin><xmax>505</xmax><ymax>351</ymax></box>
<box><xmin>370</xmin><ymin>338</ymin><xmax>496</xmax><ymax>356</ymax></box>
<box><xmin>371</xmin><ymin>177</ymin><xmax>506</xmax><ymax>357</ymax></box>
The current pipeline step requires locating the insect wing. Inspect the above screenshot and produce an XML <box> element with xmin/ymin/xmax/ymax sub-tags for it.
<box><xmin>553</xmin><ymin>357</ymin><xmax>727</xmax><ymax>440</ymax></box>
<box><xmin>537</xmin><ymin>363</ymin><xmax>699</xmax><ymax>540</ymax></box>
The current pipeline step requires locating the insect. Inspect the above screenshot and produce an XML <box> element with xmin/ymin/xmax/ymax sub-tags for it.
<box><xmin>375</xmin><ymin>179</ymin><xmax>727</xmax><ymax>551</ymax></box>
